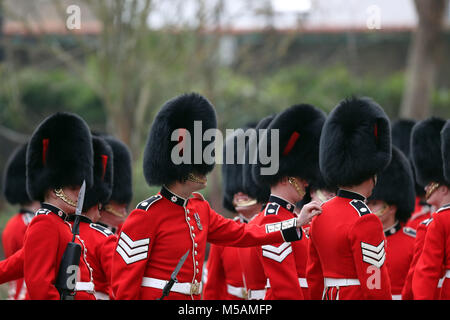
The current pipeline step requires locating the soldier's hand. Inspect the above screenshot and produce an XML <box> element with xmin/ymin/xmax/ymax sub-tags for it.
<box><xmin>296</xmin><ymin>201</ymin><xmax>322</xmax><ymax>226</ymax></box>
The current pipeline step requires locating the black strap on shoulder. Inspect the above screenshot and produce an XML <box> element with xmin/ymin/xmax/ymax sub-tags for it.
<box><xmin>136</xmin><ymin>195</ymin><xmax>162</xmax><ymax>211</ymax></box>
<box><xmin>349</xmin><ymin>200</ymin><xmax>371</xmax><ymax>217</ymax></box>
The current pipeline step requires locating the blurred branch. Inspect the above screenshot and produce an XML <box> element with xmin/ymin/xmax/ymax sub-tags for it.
<box><xmin>0</xmin><ymin>125</ymin><xmax>29</xmax><ymax>143</ymax></box>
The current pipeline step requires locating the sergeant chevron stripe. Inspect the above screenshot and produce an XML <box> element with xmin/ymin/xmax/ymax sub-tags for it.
<box><xmin>116</xmin><ymin>232</ymin><xmax>150</xmax><ymax>265</ymax></box>
<box><xmin>361</xmin><ymin>240</ymin><xmax>385</xmax><ymax>268</ymax></box>
<box><xmin>262</xmin><ymin>242</ymin><xmax>292</xmax><ymax>263</ymax></box>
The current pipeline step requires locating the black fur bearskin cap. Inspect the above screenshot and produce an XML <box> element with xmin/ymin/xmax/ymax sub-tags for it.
<box><xmin>369</xmin><ymin>146</ymin><xmax>416</xmax><ymax>222</ymax></box>
<box><xmin>26</xmin><ymin>112</ymin><xmax>93</xmax><ymax>202</ymax></box>
<box><xmin>143</xmin><ymin>93</ymin><xmax>217</xmax><ymax>186</ymax></box>
<box><xmin>319</xmin><ymin>97</ymin><xmax>391</xmax><ymax>187</ymax></box>
<box><xmin>2</xmin><ymin>143</ymin><xmax>32</xmax><ymax>205</ymax></box>
<box><xmin>254</xmin><ymin>104</ymin><xmax>326</xmax><ymax>187</ymax></box>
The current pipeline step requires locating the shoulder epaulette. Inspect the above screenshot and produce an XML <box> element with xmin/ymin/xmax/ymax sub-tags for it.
<box><xmin>136</xmin><ymin>195</ymin><xmax>162</xmax><ymax>211</ymax></box>
<box><xmin>35</xmin><ymin>208</ymin><xmax>51</xmax><ymax>216</ymax></box>
<box><xmin>264</xmin><ymin>203</ymin><xmax>280</xmax><ymax>216</ymax></box>
<box><xmin>89</xmin><ymin>223</ymin><xmax>114</xmax><ymax>237</ymax></box>
<box><xmin>192</xmin><ymin>192</ymin><xmax>205</xmax><ymax>201</ymax></box>
<box><xmin>421</xmin><ymin>218</ymin><xmax>433</xmax><ymax>226</ymax></box>
<box><xmin>349</xmin><ymin>199</ymin><xmax>371</xmax><ymax>217</ymax></box>
<box><xmin>403</xmin><ymin>227</ymin><xmax>416</xmax><ymax>238</ymax></box>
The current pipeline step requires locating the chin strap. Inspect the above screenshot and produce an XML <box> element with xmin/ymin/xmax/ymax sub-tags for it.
<box><xmin>288</xmin><ymin>177</ymin><xmax>306</xmax><ymax>199</ymax></box>
<box><xmin>234</xmin><ymin>198</ymin><xmax>258</xmax><ymax>208</ymax></box>
<box><xmin>103</xmin><ymin>204</ymin><xmax>126</xmax><ymax>218</ymax></box>
<box><xmin>315</xmin><ymin>190</ymin><xmax>329</xmax><ymax>204</ymax></box>
<box><xmin>187</xmin><ymin>173</ymin><xmax>207</xmax><ymax>184</ymax></box>
<box><xmin>425</xmin><ymin>182</ymin><xmax>440</xmax><ymax>200</ymax></box>
<box><xmin>54</xmin><ymin>188</ymin><xmax>77</xmax><ymax>207</ymax></box>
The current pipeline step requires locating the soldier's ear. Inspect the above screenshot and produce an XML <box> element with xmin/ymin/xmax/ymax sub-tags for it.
<box><xmin>440</xmin><ymin>185</ymin><xmax>450</xmax><ymax>196</ymax></box>
<box><xmin>387</xmin><ymin>204</ymin><xmax>397</xmax><ymax>216</ymax></box>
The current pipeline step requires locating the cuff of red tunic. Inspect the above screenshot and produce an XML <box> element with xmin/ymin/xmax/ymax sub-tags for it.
<box><xmin>265</xmin><ymin>218</ymin><xmax>302</xmax><ymax>242</ymax></box>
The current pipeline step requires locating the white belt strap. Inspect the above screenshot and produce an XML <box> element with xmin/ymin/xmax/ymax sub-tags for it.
<box><xmin>75</xmin><ymin>281</ymin><xmax>95</xmax><ymax>292</ymax></box>
<box><xmin>94</xmin><ymin>291</ymin><xmax>110</xmax><ymax>300</ymax></box>
<box><xmin>392</xmin><ymin>294</ymin><xmax>402</xmax><ymax>300</ymax></box>
<box><xmin>298</xmin><ymin>277</ymin><xmax>308</xmax><ymax>288</ymax></box>
<box><xmin>226</xmin><ymin>284</ymin><xmax>247</xmax><ymax>299</ymax></box>
<box><xmin>324</xmin><ymin>278</ymin><xmax>360</xmax><ymax>287</ymax></box>
<box><xmin>266</xmin><ymin>277</ymin><xmax>308</xmax><ymax>288</ymax></box>
<box><xmin>141</xmin><ymin>277</ymin><xmax>202</xmax><ymax>295</ymax></box>
<box><xmin>247</xmin><ymin>289</ymin><xmax>266</xmax><ymax>300</ymax></box>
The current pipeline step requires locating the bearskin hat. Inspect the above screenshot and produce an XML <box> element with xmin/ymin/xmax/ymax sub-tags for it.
<box><xmin>369</xmin><ymin>146</ymin><xmax>415</xmax><ymax>222</ymax></box>
<box><xmin>253</xmin><ymin>104</ymin><xmax>325</xmax><ymax>187</ymax></box>
<box><xmin>392</xmin><ymin>119</ymin><xmax>416</xmax><ymax>157</ymax></box>
<box><xmin>222</xmin><ymin>129</ymin><xmax>247</xmax><ymax>212</ymax></box>
<box><xmin>26</xmin><ymin>112</ymin><xmax>93</xmax><ymax>202</ymax></box>
<box><xmin>143</xmin><ymin>93</ymin><xmax>217</xmax><ymax>186</ymax></box>
<box><xmin>440</xmin><ymin>120</ymin><xmax>450</xmax><ymax>185</ymax></box>
<box><xmin>82</xmin><ymin>136</ymin><xmax>114</xmax><ymax>211</ymax></box>
<box><xmin>244</xmin><ymin>115</ymin><xmax>275</xmax><ymax>204</ymax></box>
<box><xmin>391</xmin><ymin>119</ymin><xmax>424</xmax><ymax>196</ymax></box>
<box><xmin>102</xmin><ymin>136</ymin><xmax>133</xmax><ymax>205</ymax></box>
<box><xmin>2</xmin><ymin>143</ymin><xmax>32</xmax><ymax>205</ymax></box>
<box><xmin>319</xmin><ymin>97</ymin><xmax>391</xmax><ymax>187</ymax></box>
<box><xmin>411</xmin><ymin>117</ymin><xmax>446</xmax><ymax>187</ymax></box>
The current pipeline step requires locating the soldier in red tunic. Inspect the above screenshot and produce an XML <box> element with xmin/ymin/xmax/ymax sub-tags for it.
<box><xmin>306</xmin><ymin>97</ymin><xmax>393</xmax><ymax>300</ymax></box>
<box><xmin>1</xmin><ymin>143</ymin><xmax>40</xmax><ymax>299</ymax></box>
<box><xmin>237</xmin><ymin>114</ymin><xmax>274</xmax><ymax>300</ymax></box>
<box><xmin>391</xmin><ymin>119</ymin><xmax>432</xmax><ymax>230</ymax></box>
<box><xmin>22</xmin><ymin>112</ymin><xmax>96</xmax><ymax>300</ymax></box>
<box><xmin>402</xmin><ymin>117</ymin><xmax>447</xmax><ymax>299</ymax></box>
<box><xmin>366</xmin><ymin>146</ymin><xmax>416</xmax><ymax>300</ymax></box>
<box><xmin>110</xmin><ymin>93</ymin><xmax>321</xmax><ymax>300</ymax></box>
<box><xmin>246</xmin><ymin>104</ymin><xmax>325</xmax><ymax>300</ymax></box>
<box><xmin>65</xmin><ymin>136</ymin><xmax>116</xmax><ymax>300</ymax></box>
<box><xmin>203</xmin><ymin>125</ymin><xmax>262</xmax><ymax>300</ymax></box>
<box><xmin>413</xmin><ymin>120</ymin><xmax>450</xmax><ymax>299</ymax></box>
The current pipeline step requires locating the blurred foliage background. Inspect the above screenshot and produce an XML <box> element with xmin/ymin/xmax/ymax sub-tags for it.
<box><xmin>0</xmin><ymin>0</ymin><xmax>449</xmax><ymax>298</ymax></box>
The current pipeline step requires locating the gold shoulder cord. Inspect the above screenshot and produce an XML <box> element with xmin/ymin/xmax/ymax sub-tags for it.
<box><xmin>54</xmin><ymin>188</ymin><xmax>77</xmax><ymax>207</ymax></box>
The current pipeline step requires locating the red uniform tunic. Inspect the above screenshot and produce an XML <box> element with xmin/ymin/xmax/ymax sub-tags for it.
<box><xmin>68</xmin><ymin>216</ymin><xmax>117</xmax><ymax>300</ymax></box>
<box><xmin>111</xmin><ymin>187</ymin><xmax>302</xmax><ymax>300</ymax></box>
<box><xmin>383</xmin><ymin>222</ymin><xmax>416</xmax><ymax>299</ymax></box>
<box><xmin>0</xmin><ymin>247</ymin><xmax>25</xmax><ymax>284</ymax></box>
<box><xmin>306</xmin><ymin>190</ymin><xmax>392</xmax><ymax>300</ymax></box>
<box><xmin>238</xmin><ymin>211</ymin><xmax>269</xmax><ymax>300</ymax></box>
<box><xmin>406</xmin><ymin>197</ymin><xmax>432</xmax><ymax>231</ymax></box>
<box><xmin>203</xmin><ymin>216</ymin><xmax>248</xmax><ymax>300</ymax></box>
<box><xmin>401</xmin><ymin>216</ymin><xmax>442</xmax><ymax>300</ymax></box>
<box><xmin>413</xmin><ymin>204</ymin><xmax>450</xmax><ymax>299</ymax></box>
<box><xmin>257</xmin><ymin>195</ymin><xmax>309</xmax><ymax>300</ymax></box>
<box><xmin>1</xmin><ymin>210</ymin><xmax>33</xmax><ymax>299</ymax></box>
<box><xmin>22</xmin><ymin>203</ymin><xmax>95</xmax><ymax>300</ymax></box>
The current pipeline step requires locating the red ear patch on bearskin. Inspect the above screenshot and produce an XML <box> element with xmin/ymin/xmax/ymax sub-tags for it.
<box><xmin>42</xmin><ymin>138</ymin><xmax>49</xmax><ymax>166</ymax></box>
<box><xmin>101</xmin><ymin>154</ymin><xmax>108</xmax><ymax>181</ymax></box>
<box><xmin>283</xmin><ymin>131</ymin><xmax>300</xmax><ymax>156</ymax></box>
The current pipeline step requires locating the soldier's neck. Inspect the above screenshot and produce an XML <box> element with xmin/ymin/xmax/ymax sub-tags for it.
<box><xmin>340</xmin><ymin>179</ymin><xmax>374</xmax><ymax>200</ymax></box>
<box><xmin>44</xmin><ymin>192</ymin><xmax>76</xmax><ymax>215</ymax></box>
<box><xmin>165</xmin><ymin>183</ymin><xmax>192</xmax><ymax>200</ymax></box>
<box><xmin>22</xmin><ymin>201</ymin><xmax>41</xmax><ymax>213</ymax></box>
